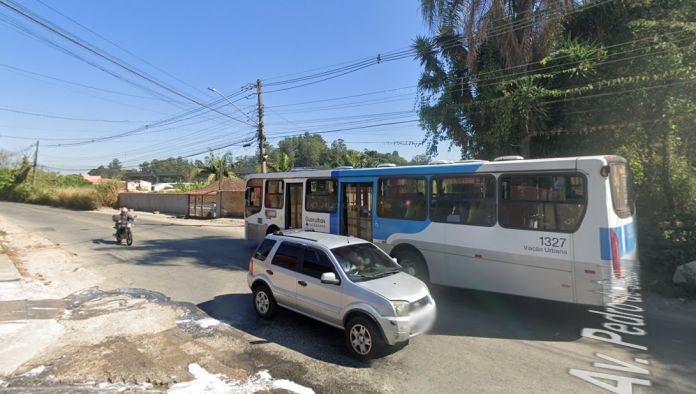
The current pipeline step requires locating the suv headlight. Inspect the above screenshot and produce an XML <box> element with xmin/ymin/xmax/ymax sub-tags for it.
<box><xmin>391</xmin><ymin>301</ymin><xmax>410</xmax><ymax>317</ymax></box>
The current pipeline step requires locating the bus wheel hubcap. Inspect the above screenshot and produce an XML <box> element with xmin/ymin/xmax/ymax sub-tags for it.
<box><xmin>402</xmin><ymin>261</ymin><xmax>417</xmax><ymax>276</ymax></box>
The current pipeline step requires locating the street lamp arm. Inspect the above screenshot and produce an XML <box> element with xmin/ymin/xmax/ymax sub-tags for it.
<box><xmin>208</xmin><ymin>87</ymin><xmax>259</xmax><ymax>125</ymax></box>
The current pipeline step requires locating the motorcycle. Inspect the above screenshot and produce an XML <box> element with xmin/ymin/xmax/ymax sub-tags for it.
<box><xmin>112</xmin><ymin>215</ymin><xmax>137</xmax><ymax>246</ymax></box>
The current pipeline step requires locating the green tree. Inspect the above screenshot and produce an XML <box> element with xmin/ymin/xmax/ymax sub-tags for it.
<box><xmin>329</xmin><ymin>139</ymin><xmax>349</xmax><ymax>165</ymax></box>
<box><xmin>415</xmin><ymin>0</ymin><xmax>572</xmax><ymax>158</ymax></box>
<box><xmin>198</xmin><ymin>148</ymin><xmax>236</xmax><ymax>186</ymax></box>
<box><xmin>268</xmin><ymin>153</ymin><xmax>295</xmax><ymax>173</ymax></box>
<box><xmin>409</xmin><ymin>154</ymin><xmax>432</xmax><ymax>165</ymax></box>
<box><xmin>277</xmin><ymin>132</ymin><xmax>329</xmax><ymax>167</ymax></box>
<box><xmin>88</xmin><ymin>165</ymin><xmax>108</xmax><ymax>177</ymax></box>
<box><xmin>107</xmin><ymin>158</ymin><xmax>123</xmax><ymax>178</ymax></box>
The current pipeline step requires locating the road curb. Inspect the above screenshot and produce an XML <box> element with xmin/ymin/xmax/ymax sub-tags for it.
<box><xmin>0</xmin><ymin>253</ymin><xmax>21</xmax><ymax>283</ymax></box>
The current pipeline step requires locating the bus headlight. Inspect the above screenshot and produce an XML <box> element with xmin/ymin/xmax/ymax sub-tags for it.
<box><xmin>392</xmin><ymin>301</ymin><xmax>410</xmax><ymax>317</ymax></box>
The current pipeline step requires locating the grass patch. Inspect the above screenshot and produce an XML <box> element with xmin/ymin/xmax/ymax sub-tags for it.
<box><xmin>1</xmin><ymin>181</ymin><xmax>122</xmax><ymax>210</ymax></box>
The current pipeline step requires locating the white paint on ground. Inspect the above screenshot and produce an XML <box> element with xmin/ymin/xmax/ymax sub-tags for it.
<box><xmin>168</xmin><ymin>363</ymin><xmax>314</xmax><ymax>394</ymax></box>
<box><xmin>195</xmin><ymin>318</ymin><xmax>220</xmax><ymax>328</ymax></box>
<box><xmin>19</xmin><ymin>365</ymin><xmax>46</xmax><ymax>377</ymax></box>
<box><xmin>175</xmin><ymin>318</ymin><xmax>220</xmax><ymax>329</ymax></box>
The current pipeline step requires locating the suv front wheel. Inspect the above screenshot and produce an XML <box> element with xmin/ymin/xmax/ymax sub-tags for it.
<box><xmin>253</xmin><ymin>284</ymin><xmax>277</xmax><ymax>319</ymax></box>
<box><xmin>345</xmin><ymin>316</ymin><xmax>384</xmax><ymax>361</ymax></box>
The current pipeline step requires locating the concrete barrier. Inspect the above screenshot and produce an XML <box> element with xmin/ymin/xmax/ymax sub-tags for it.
<box><xmin>118</xmin><ymin>193</ymin><xmax>189</xmax><ymax>216</ymax></box>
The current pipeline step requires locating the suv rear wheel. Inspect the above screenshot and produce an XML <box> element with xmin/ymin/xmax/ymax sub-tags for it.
<box><xmin>253</xmin><ymin>285</ymin><xmax>277</xmax><ymax>319</ymax></box>
<box><xmin>345</xmin><ymin>316</ymin><xmax>384</xmax><ymax>361</ymax></box>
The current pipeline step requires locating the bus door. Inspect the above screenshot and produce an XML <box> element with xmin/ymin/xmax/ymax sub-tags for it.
<box><xmin>286</xmin><ymin>183</ymin><xmax>303</xmax><ymax>229</ymax></box>
<box><xmin>342</xmin><ymin>183</ymin><xmax>373</xmax><ymax>241</ymax></box>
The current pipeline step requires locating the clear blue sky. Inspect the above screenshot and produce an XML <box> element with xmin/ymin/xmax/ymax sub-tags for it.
<box><xmin>0</xmin><ymin>0</ymin><xmax>461</xmax><ymax>173</ymax></box>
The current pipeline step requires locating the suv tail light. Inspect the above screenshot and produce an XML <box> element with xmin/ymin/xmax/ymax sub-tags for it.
<box><xmin>610</xmin><ymin>229</ymin><xmax>621</xmax><ymax>279</ymax></box>
<box><xmin>249</xmin><ymin>259</ymin><xmax>253</xmax><ymax>274</ymax></box>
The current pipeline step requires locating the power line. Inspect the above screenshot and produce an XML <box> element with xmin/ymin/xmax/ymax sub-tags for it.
<box><xmin>0</xmin><ymin>62</ymin><xmax>186</xmax><ymax>102</ymax></box>
<box><xmin>0</xmin><ymin>106</ymin><xmax>152</xmax><ymax>123</ymax></box>
<box><xmin>34</xmin><ymin>0</ymin><xmax>207</xmax><ymax>101</ymax></box>
<box><xmin>0</xmin><ymin>0</ymin><xmax>254</xmax><ymax>126</ymax></box>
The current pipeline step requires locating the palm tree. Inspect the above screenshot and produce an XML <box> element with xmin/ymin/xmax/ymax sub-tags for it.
<box><xmin>417</xmin><ymin>0</ymin><xmax>572</xmax><ymax>158</ymax></box>
<box><xmin>198</xmin><ymin>148</ymin><xmax>235</xmax><ymax>189</ymax></box>
<box><xmin>267</xmin><ymin>153</ymin><xmax>294</xmax><ymax>173</ymax></box>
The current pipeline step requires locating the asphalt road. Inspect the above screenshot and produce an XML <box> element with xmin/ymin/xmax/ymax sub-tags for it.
<box><xmin>2</xmin><ymin>202</ymin><xmax>695</xmax><ymax>393</ymax></box>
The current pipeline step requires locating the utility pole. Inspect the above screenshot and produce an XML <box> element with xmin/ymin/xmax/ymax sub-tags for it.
<box><xmin>32</xmin><ymin>140</ymin><xmax>39</xmax><ymax>185</ymax></box>
<box><xmin>255</xmin><ymin>79</ymin><xmax>266</xmax><ymax>173</ymax></box>
<box><xmin>207</xmin><ymin>86</ymin><xmax>264</xmax><ymax>173</ymax></box>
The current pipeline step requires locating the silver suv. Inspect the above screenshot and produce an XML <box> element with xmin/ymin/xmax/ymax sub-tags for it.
<box><xmin>247</xmin><ymin>230</ymin><xmax>437</xmax><ymax>360</ymax></box>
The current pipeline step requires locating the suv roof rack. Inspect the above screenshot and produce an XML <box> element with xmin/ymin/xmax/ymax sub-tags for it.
<box><xmin>272</xmin><ymin>228</ymin><xmax>316</xmax><ymax>236</ymax></box>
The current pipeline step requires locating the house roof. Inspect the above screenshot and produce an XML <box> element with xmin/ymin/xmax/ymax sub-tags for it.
<box><xmin>80</xmin><ymin>174</ymin><xmax>103</xmax><ymax>184</ymax></box>
<box><xmin>188</xmin><ymin>177</ymin><xmax>247</xmax><ymax>194</ymax></box>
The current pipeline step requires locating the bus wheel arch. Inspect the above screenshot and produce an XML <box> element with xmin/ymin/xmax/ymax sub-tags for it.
<box><xmin>391</xmin><ymin>244</ymin><xmax>430</xmax><ymax>283</ymax></box>
<box><xmin>266</xmin><ymin>225</ymin><xmax>280</xmax><ymax>235</ymax></box>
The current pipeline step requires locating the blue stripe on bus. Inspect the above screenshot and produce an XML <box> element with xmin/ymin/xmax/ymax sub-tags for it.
<box><xmin>373</xmin><ymin>218</ymin><xmax>431</xmax><ymax>240</ymax></box>
<box><xmin>599</xmin><ymin>226</ymin><xmax>625</xmax><ymax>260</ymax></box>
<box><xmin>623</xmin><ymin>222</ymin><xmax>637</xmax><ymax>254</ymax></box>
<box><xmin>330</xmin><ymin>211</ymin><xmax>339</xmax><ymax>233</ymax></box>
<box><xmin>330</xmin><ymin>163</ymin><xmax>484</xmax><ymax>178</ymax></box>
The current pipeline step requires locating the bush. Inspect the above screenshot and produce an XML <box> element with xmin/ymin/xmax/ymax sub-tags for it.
<box><xmin>0</xmin><ymin>178</ymin><xmax>123</xmax><ymax>210</ymax></box>
<box><xmin>8</xmin><ymin>183</ymin><xmax>38</xmax><ymax>202</ymax></box>
<box><xmin>641</xmin><ymin>213</ymin><xmax>696</xmax><ymax>298</ymax></box>
<box><xmin>56</xmin><ymin>175</ymin><xmax>92</xmax><ymax>188</ymax></box>
<box><xmin>93</xmin><ymin>181</ymin><xmax>121</xmax><ymax>209</ymax></box>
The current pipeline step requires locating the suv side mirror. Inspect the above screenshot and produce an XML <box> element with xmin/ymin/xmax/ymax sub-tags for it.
<box><xmin>321</xmin><ymin>272</ymin><xmax>340</xmax><ymax>285</ymax></box>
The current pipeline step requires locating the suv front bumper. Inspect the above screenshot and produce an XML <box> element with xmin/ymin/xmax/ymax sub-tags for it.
<box><xmin>378</xmin><ymin>301</ymin><xmax>437</xmax><ymax>346</ymax></box>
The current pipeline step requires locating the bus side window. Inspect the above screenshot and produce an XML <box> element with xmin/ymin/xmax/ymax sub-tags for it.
<box><xmin>499</xmin><ymin>174</ymin><xmax>586</xmax><ymax>232</ymax></box>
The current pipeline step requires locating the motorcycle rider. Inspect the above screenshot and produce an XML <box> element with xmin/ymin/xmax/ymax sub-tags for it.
<box><xmin>114</xmin><ymin>207</ymin><xmax>135</xmax><ymax>238</ymax></box>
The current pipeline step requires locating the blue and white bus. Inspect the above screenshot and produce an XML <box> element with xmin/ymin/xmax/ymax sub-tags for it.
<box><xmin>244</xmin><ymin>155</ymin><xmax>637</xmax><ymax>306</ymax></box>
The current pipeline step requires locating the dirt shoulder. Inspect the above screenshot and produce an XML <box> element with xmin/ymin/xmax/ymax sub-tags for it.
<box><xmin>0</xmin><ymin>215</ymin><xmax>381</xmax><ymax>394</ymax></box>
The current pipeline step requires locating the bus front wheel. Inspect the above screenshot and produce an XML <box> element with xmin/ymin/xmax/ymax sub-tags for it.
<box><xmin>395</xmin><ymin>250</ymin><xmax>430</xmax><ymax>284</ymax></box>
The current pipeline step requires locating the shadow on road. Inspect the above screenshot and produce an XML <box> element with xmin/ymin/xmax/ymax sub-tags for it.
<box><xmin>197</xmin><ymin>293</ymin><xmax>370</xmax><ymax>368</ymax></box>
<box><xmin>197</xmin><ymin>287</ymin><xmax>598</xmax><ymax>369</ymax></box>
<box><xmin>428</xmin><ymin>285</ymin><xmax>602</xmax><ymax>342</ymax></box>
<box><xmin>91</xmin><ymin>235</ymin><xmax>257</xmax><ymax>271</ymax></box>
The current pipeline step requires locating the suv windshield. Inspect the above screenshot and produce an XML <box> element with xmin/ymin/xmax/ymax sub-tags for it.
<box><xmin>331</xmin><ymin>243</ymin><xmax>401</xmax><ymax>282</ymax></box>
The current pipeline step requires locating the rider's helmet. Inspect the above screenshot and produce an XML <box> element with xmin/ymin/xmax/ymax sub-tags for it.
<box><xmin>121</xmin><ymin>207</ymin><xmax>129</xmax><ymax>213</ymax></box>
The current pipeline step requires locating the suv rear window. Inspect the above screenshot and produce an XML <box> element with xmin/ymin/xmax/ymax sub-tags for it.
<box><xmin>254</xmin><ymin>239</ymin><xmax>276</xmax><ymax>261</ymax></box>
<box><xmin>271</xmin><ymin>243</ymin><xmax>302</xmax><ymax>271</ymax></box>
<box><xmin>609</xmin><ymin>163</ymin><xmax>634</xmax><ymax>218</ymax></box>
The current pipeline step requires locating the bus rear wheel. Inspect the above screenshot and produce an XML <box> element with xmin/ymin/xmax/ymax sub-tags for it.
<box><xmin>395</xmin><ymin>250</ymin><xmax>429</xmax><ymax>283</ymax></box>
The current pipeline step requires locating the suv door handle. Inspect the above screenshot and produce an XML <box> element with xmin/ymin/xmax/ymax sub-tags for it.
<box><xmin>266</xmin><ymin>270</ymin><xmax>274</xmax><ymax>275</ymax></box>
<box><xmin>298</xmin><ymin>281</ymin><xmax>307</xmax><ymax>287</ymax></box>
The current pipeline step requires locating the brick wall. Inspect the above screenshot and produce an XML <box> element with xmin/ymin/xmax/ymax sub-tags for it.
<box><xmin>219</xmin><ymin>191</ymin><xmax>245</xmax><ymax>218</ymax></box>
